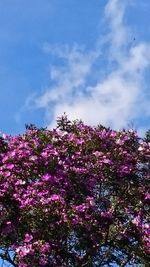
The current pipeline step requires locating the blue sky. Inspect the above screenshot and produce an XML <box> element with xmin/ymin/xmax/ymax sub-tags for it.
<box><xmin>0</xmin><ymin>1</ymin><xmax>150</xmax><ymax>266</ymax></box>
<box><xmin>0</xmin><ymin>0</ymin><xmax>150</xmax><ymax>136</ymax></box>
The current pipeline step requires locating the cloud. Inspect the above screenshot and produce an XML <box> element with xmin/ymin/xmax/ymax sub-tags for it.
<box><xmin>35</xmin><ymin>44</ymin><xmax>98</xmax><ymax>107</ymax></box>
<box><xmin>30</xmin><ymin>0</ymin><xmax>150</xmax><ymax>131</ymax></box>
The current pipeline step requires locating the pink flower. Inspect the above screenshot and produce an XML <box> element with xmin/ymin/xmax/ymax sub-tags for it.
<box><xmin>50</xmin><ymin>194</ymin><xmax>61</xmax><ymax>201</ymax></box>
<box><xmin>24</xmin><ymin>233</ymin><xmax>33</xmax><ymax>243</ymax></box>
<box><xmin>6</xmin><ymin>163</ymin><xmax>15</xmax><ymax>169</ymax></box>
<box><xmin>145</xmin><ymin>193</ymin><xmax>150</xmax><ymax>200</ymax></box>
<box><xmin>42</xmin><ymin>174</ymin><xmax>53</xmax><ymax>181</ymax></box>
<box><xmin>102</xmin><ymin>158</ymin><xmax>112</xmax><ymax>164</ymax></box>
<box><xmin>75</xmin><ymin>204</ymin><xmax>86</xmax><ymax>213</ymax></box>
<box><xmin>16</xmin><ymin>244</ymin><xmax>33</xmax><ymax>257</ymax></box>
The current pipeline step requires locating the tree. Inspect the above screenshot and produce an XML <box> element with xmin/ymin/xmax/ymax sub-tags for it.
<box><xmin>0</xmin><ymin>115</ymin><xmax>149</xmax><ymax>266</ymax></box>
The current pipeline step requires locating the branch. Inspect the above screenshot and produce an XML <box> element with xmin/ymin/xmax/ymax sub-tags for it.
<box><xmin>0</xmin><ymin>251</ymin><xmax>18</xmax><ymax>267</ymax></box>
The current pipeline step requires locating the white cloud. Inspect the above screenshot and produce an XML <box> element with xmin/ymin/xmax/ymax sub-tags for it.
<box><xmin>30</xmin><ymin>0</ymin><xmax>150</xmax><ymax>131</ymax></box>
<box><xmin>35</xmin><ymin>45</ymin><xmax>98</xmax><ymax>107</ymax></box>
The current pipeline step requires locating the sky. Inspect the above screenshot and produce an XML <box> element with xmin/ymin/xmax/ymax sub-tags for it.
<box><xmin>0</xmin><ymin>1</ymin><xmax>150</xmax><ymax>266</ymax></box>
<box><xmin>0</xmin><ymin>0</ymin><xmax>150</xmax><ymax>136</ymax></box>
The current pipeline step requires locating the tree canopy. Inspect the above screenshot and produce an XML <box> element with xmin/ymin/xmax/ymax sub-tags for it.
<box><xmin>0</xmin><ymin>116</ymin><xmax>149</xmax><ymax>266</ymax></box>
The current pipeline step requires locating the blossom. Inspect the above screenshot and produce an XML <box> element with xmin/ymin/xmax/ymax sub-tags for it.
<box><xmin>0</xmin><ymin>117</ymin><xmax>149</xmax><ymax>266</ymax></box>
<box><xmin>24</xmin><ymin>234</ymin><xmax>33</xmax><ymax>243</ymax></box>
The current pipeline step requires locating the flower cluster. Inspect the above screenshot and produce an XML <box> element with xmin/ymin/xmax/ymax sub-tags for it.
<box><xmin>0</xmin><ymin>116</ymin><xmax>149</xmax><ymax>266</ymax></box>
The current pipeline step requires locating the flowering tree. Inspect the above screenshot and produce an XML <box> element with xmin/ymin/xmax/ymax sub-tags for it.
<box><xmin>0</xmin><ymin>116</ymin><xmax>149</xmax><ymax>267</ymax></box>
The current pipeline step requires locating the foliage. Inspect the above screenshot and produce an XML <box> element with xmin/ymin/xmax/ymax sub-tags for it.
<box><xmin>0</xmin><ymin>115</ymin><xmax>149</xmax><ymax>266</ymax></box>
